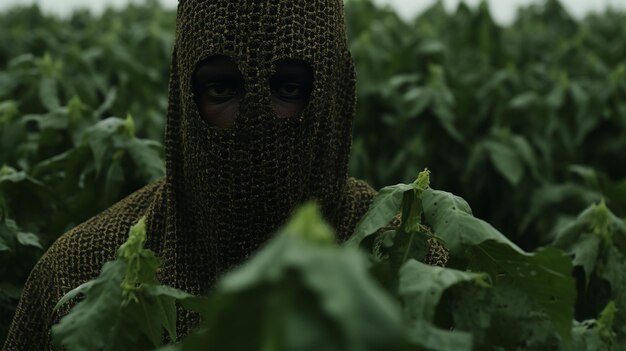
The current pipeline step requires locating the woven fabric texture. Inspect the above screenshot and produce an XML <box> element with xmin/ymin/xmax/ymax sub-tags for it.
<box><xmin>4</xmin><ymin>1</ymin><xmax>447</xmax><ymax>349</ymax></box>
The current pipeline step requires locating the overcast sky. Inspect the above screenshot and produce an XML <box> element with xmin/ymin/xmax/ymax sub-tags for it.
<box><xmin>1</xmin><ymin>0</ymin><xmax>625</xmax><ymax>23</ymax></box>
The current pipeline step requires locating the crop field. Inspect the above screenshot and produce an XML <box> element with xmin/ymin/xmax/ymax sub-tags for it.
<box><xmin>1</xmin><ymin>0</ymin><xmax>625</xmax><ymax>349</ymax></box>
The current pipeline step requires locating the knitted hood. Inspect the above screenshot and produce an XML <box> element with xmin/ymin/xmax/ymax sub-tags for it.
<box><xmin>146</xmin><ymin>0</ymin><xmax>366</xmax><ymax>296</ymax></box>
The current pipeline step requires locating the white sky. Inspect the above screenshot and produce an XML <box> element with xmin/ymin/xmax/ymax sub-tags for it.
<box><xmin>0</xmin><ymin>0</ymin><xmax>625</xmax><ymax>23</ymax></box>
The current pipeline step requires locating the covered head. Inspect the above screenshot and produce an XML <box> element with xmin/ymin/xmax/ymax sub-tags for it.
<box><xmin>149</xmin><ymin>0</ymin><xmax>374</xmax><ymax>293</ymax></box>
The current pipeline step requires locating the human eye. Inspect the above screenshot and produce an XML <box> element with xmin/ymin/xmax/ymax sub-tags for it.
<box><xmin>204</xmin><ymin>83</ymin><xmax>240</xmax><ymax>103</ymax></box>
<box><xmin>273</xmin><ymin>82</ymin><xmax>306</xmax><ymax>101</ymax></box>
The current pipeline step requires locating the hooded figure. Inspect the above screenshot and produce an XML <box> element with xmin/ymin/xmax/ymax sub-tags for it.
<box><xmin>4</xmin><ymin>1</ymin><xmax>447</xmax><ymax>349</ymax></box>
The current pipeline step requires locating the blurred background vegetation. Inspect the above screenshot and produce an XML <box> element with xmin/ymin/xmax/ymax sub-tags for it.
<box><xmin>1</xmin><ymin>0</ymin><xmax>625</xmax><ymax>342</ymax></box>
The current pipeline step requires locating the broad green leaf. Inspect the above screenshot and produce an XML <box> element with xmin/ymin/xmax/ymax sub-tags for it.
<box><xmin>126</xmin><ymin>286</ymin><xmax>190</xmax><ymax>345</ymax></box>
<box><xmin>484</xmin><ymin>140</ymin><xmax>524</xmax><ymax>186</ymax></box>
<box><xmin>422</xmin><ymin>188</ymin><xmax>522</xmax><ymax>256</ymax></box>
<box><xmin>485</xmin><ymin>285</ymin><xmax>564</xmax><ymax>349</ymax></box>
<box><xmin>399</xmin><ymin>259</ymin><xmax>491</xmax><ymax>322</ymax></box>
<box><xmin>468</xmin><ymin>240</ymin><xmax>576</xmax><ymax>348</ymax></box>
<box><xmin>344</xmin><ymin>183</ymin><xmax>413</xmax><ymax>248</ymax></box>
<box><xmin>553</xmin><ymin>202</ymin><xmax>626</xmax><ymax>286</ymax></box>
<box><xmin>52</xmin><ymin>260</ymin><xmax>126</xmax><ymax>350</ymax></box>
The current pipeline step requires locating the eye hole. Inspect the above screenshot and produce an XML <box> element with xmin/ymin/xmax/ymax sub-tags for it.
<box><xmin>193</xmin><ymin>55</ymin><xmax>245</xmax><ymax>105</ymax></box>
<box><xmin>192</xmin><ymin>55</ymin><xmax>244</xmax><ymax>128</ymax></box>
<box><xmin>269</xmin><ymin>60</ymin><xmax>314</xmax><ymax>104</ymax></box>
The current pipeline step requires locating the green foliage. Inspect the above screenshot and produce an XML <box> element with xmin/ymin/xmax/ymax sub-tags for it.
<box><xmin>52</xmin><ymin>218</ymin><xmax>192</xmax><ymax>350</ymax></box>
<box><xmin>347</xmin><ymin>0</ymin><xmax>626</xmax><ymax>250</ymax></box>
<box><xmin>0</xmin><ymin>3</ymin><xmax>168</xmax><ymax>336</ymax></box>
<box><xmin>1</xmin><ymin>0</ymin><xmax>626</xmax><ymax>347</ymax></box>
<box><xmin>553</xmin><ymin>201</ymin><xmax>626</xmax><ymax>346</ymax></box>
<box><xmin>356</xmin><ymin>170</ymin><xmax>578</xmax><ymax>349</ymax></box>
<box><xmin>48</xmin><ymin>170</ymin><xmax>625</xmax><ymax>350</ymax></box>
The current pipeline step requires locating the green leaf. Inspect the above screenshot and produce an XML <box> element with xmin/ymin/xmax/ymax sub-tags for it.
<box><xmin>16</xmin><ymin>231</ymin><xmax>42</xmax><ymax>249</ymax></box>
<box><xmin>95</xmin><ymin>88</ymin><xmax>117</xmax><ymax>118</ymax></box>
<box><xmin>485</xmin><ymin>285</ymin><xmax>564</xmax><ymax>349</ymax></box>
<box><xmin>484</xmin><ymin>140</ymin><xmax>524</xmax><ymax>186</ymax></box>
<box><xmin>53</xmin><ymin>280</ymin><xmax>97</xmax><ymax>311</ymax></box>
<box><xmin>399</xmin><ymin>259</ymin><xmax>491</xmax><ymax>322</ymax></box>
<box><xmin>422</xmin><ymin>188</ymin><xmax>522</xmax><ymax>256</ymax></box>
<box><xmin>53</xmin><ymin>218</ymin><xmax>190</xmax><ymax>349</ymax></box>
<box><xmin>83</xmin><ymin>117</ymin><xmax>127</xmax><ymax>175</ymax></box>
<box><xmin>553</xmin><ymin>202</ymin><xmax>626</xmax><ymax>286</ymax></box>
<box><xmin>52</xmin><ymin>260</ymin><xmax>126</xmax><ymax>350</ymax></box>
<box><xmin>597</xmin><ymin>301</ymin><xmax>617</xmax><ymax>341</ymax></box>
<box><xmin>126</xmin><ymin>139</ymin><xmax>165</xmax><ymax>181</ymax></box>
<box><xmin>0</xmin><ymin>217</ymin><xmax>21</xmax><ymax>252</ymax></box>
<box><xmin>125</xmin><ymin>285</ymin><xmax>192</xmax><ymax>346</ymax></box>
<box><xmin>468</xmin><ymin>240</ymin><xmax>576</xmax><ymax>348</ymax></box>
<box><xmin>124</xmin><ymin>113</ymin><xmax>135</xmax><ymax>137</ymax></box>
<box><xmin>403</xmin><ymin>86</ymin><xmax>432</xmax><ymax>117</ymax></box>
<box><xmin>38</xmin><ymin>77</ymin><xmax>61</xmax><ymax>111</ymax></box>
<box><xmin>509</xmin><ymin>92</ymin><xmax>539</xmax><ymax>109</ymax></box>
<box><xmin>283</xmin><ymin>202</ymin><xmax>336</xmax><ymax>245</ymax></box>
<box><xmin>572</xmin><ymin>320</ymin><xmax>612</xmax><ymax>351</ymax></box>
<box><xmin>401</xmin><ymin>169</ymin><xmax>430</xmax><ymax>233</ymax></box>
<box><xmin>118</xmin><ymin>218</ymin><xmax>161</xmax><ymax>300</ymax></box>
<box><xmin>344</xmin><ymin>183</ymin><xmax>414</xmax><ymax>248</ymax></box>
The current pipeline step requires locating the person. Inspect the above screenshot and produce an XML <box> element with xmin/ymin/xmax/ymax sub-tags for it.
<box><xmin>3</xmin><ymin>1</ymin><xmax>446</xmax><ymax>349</ymax></box>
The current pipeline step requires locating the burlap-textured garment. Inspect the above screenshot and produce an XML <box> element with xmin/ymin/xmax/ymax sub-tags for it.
<box><xmin>3</xmin><ymin>1</ymin><xmax>447</xmax><ymax>350</ymax></box>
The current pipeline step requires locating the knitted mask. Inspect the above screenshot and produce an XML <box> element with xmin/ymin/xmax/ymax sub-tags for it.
<box><xmin>151</xmin><ymin>0</ymin><xmax>358</xmax><ymax>292</ymax></box>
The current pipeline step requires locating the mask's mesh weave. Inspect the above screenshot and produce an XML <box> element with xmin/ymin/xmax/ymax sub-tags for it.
<box><xmin>3</xmin><ymin>1</ymin><xmax>448</xmax><ymax>349</ymax></box>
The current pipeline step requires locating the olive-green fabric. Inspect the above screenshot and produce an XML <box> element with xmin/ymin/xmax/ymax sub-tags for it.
<box><xmin>3</xmin><ymin>1</ymin><xmax>447</xmax><ymax>349</ymax></box>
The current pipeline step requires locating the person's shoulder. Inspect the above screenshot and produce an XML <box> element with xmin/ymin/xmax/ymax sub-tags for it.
<box><xmin>345</xmin><ymin>176</ymin><xmax>377</xmax><ymax>198</ymax></box>
<box><xmin>3</xmin><ymin>179</ymin><xmax>166</xmax><ymax>351</ymax></box>
<box><xmin>333</xmin><ymin>177</ymin><xmax>377</xmax><ymax>241</ymax></box>
<box><xmin>47</xmin><ymin>178</ymin><xmax>166</xmax><ymax>280</ymax></box>
<box><xmin>343</xmin><ymin>176</ymin><xmax>377</xmax><ymax>213</ymax></box>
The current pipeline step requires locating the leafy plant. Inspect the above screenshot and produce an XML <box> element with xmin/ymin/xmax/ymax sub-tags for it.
<box><xmin>49</xmin><ymin>169</ymin><xmax>626</xmax><ymax>350</ymax></box>
<box><xmin>53</xmin><ymin>218</ymin><xmax>193</xmax><ymax>350</ymax></box>
<box><xmin>2</xmin><ymin>0</ymin><xmax>626</xmax><ymax>346</ymax></box>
